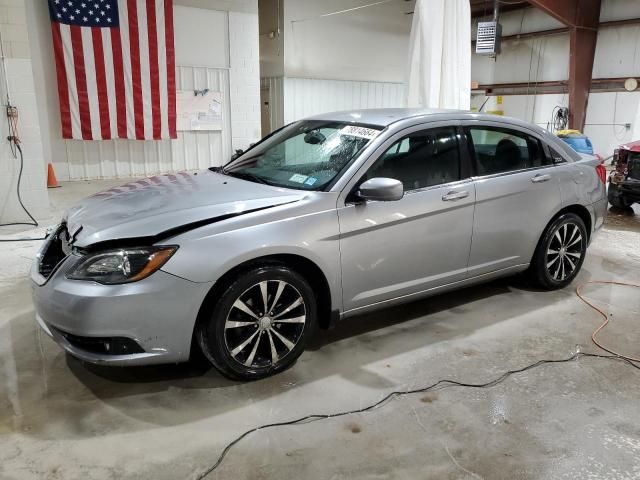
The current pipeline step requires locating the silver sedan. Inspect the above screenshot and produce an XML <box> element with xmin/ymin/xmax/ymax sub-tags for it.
<box><xmin>32</xmin><ymin>109</ymin><xmax>608</xmax><ymax>380</ymax></box>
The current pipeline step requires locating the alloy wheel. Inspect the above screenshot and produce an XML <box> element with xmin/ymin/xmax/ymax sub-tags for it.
<box><xmin>545</xmin><ymin>222</ymin><xmax>584</xmax><ymax>282</ymax></box>
<box><xmin>223</xmin><ymin>280</ymin><xmax>307</xmax><ymax>369</ymax></box>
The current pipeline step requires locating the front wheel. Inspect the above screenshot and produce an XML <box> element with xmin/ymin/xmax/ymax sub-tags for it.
<box><xmin>529</xmin><ymin>213</ymin><xmax>588</xmax><ymax>290</ymax></box>
<box><xmin>197</xmin><ymin>264</ymin><xmax>317</xmax><ymax>381</ymax></box>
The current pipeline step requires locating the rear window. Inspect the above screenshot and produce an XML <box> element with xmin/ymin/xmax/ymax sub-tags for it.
<box><xmin>468</xmin><ymin>127</ymin><xmax>549</xmax><ymax>175</ymax></box>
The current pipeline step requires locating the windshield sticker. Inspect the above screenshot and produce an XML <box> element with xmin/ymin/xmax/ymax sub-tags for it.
<box><xmin>340</xmin><ymin>125</ymin><xmax>380</xmax><ymax>140</ymax></box>
<box><xmin>304</xmin><ymin>177</ymin><xmax>317</xmax><ymax>186</ymax></box>
<box><xmin>289</xmin><ymin>174</ymin><xmax>308</xmax><ymax>183</ymax></box>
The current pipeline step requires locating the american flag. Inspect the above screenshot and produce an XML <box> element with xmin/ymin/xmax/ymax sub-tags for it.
<box><xmin>48</xmin><ymin>0</ymin><xmax>177</xmax><ymax>140</ymax></box>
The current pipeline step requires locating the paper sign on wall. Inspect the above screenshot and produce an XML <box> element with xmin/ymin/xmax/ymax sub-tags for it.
<box><xmin>177</xmin><ymin>90</ymin><xmax>223</xmax><ymax>131</ymax></box>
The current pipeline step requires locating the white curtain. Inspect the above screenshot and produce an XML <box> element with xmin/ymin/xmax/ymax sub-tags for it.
<box><xmin>406</xmin><ymin>0</ymin><xmax>471</xmax><ymax>110</ymax></box>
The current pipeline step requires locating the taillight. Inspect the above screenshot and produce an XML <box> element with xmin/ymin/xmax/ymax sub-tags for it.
<box><xmin>595</xmin><ymin>162</ymin><xmax>607</xmax><ymax>184</ymax></box>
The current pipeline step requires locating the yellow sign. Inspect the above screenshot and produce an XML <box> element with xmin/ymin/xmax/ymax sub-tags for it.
<box><xmin>497</xmin><ymin>95</ymin><xmax>503</xmax><ymax>105</ymax></box>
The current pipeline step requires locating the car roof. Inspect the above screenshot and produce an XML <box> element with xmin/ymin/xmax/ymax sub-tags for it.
<box><xmin>306</xmin><ymin>108</ymin><xmax>543</xmax><ymax>131</ymax></box>
<box><xmin>306</xmin><ymin>108</ymin><xmax>461</xmax><ymax>127</ymax></box>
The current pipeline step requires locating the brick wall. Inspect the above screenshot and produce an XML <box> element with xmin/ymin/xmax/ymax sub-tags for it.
<box><xmin>229</xmin><ymin>11</ymin><xmax>261</xmax><ymax>152</ymax></box>
<box><xmin>0</xmin><ymin>0</ymin><xmax>48</xmax><ymax>224</ymax></box>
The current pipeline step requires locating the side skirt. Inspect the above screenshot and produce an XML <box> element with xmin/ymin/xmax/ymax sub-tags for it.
<box><xmin>339</xmin><ymin>263</ymin><xmax>530</xmax><ymax>320</ymax></box>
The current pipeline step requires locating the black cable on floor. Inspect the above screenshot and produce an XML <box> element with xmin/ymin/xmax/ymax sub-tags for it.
<box><xmin>195</xmin><ymin>352</ymin><xmax>640</xmax><ymax>479</ymax></box>
<box><xmin>0</xmin><ymin>124</ymin><xmax>39</xmax><ymax>228</ymax></box>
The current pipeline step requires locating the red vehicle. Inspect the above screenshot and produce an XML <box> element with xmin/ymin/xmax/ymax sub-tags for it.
<box><xmin>609</xmin><ymin>140</ymin><xmax>640</xmax><ymax>209</ymax></box>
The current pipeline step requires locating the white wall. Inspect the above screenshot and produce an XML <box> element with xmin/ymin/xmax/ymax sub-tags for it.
<box><xmin>470</xmin><ymin>1</ymin><xmax>640</xmax><ymax>156</ymax></box>
<box><xmin>0</xmin><ymin>0</ymin><xmax>48</xmax><ymax>224</ymax></box>
<box><xmin>229</xmin><ymin>10</ymin><xmax>262</xmax><ymax>152</ymax></box>
<box><xmin>174</xmin><ymin>6</ymin><xmax>228</xmax><ymax>68</ymax></box>
<box><xmin>472</xmin><ymin>35</ymin><xmax>570</xmax><ymax>85</ymax></box>
<box><xmin>600</xmin><ymin>0</ymin><xmax>640</xmax><ymax>22</ymax></box>
<box><xmin>592</xmin><ymin>25</ymin><xmax>640</xmax><ymax>79</ymax></box>
<box><xmin>283</xmin><ymin>77</ymin><xmax>405</xmax><ymax>125</ymax></box>
<box><xmin>282</xmin><ymin>0</ymin><xmax>412</xmax><ymax>83</ymax></box>
<box><xmin>584</xmin><ymin>92</ymin><xmax>639</xmax><ymax>157</ymax></box>
<box><xmin>26</xmin><ymin>0</ymin><xmax>260</xmax><ymax>182</ymax></box>
<box><xmin>259</xmin><ymin>0</ymin><xmax>411</xmax><ymax>131</ymax></box>
<box><xmin>259</xmin><ymin>0</ymin><xmax>640</xmax><ymax>157</ymax></box>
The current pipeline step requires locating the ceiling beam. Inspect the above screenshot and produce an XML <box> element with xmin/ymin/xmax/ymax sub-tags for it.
<box><xmin>476</xmin><ymin>77</ymin><xmax>637</xmax><ymax>96</ymax></box>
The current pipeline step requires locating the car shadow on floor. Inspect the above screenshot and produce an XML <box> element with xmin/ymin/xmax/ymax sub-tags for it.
<box><xmin>70</xmin><ymin>272</ymin><xmax>563</xmax><ymax>391</ymax></box>
<box><xmin>4</xmin><ymin>268</ymin><xmax>593</xmax><ymax>437</ymax></box>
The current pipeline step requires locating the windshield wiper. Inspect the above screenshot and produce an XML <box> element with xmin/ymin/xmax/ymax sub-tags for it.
<box><xmin>225</xmin><ymin>171</ymin><xmax>271</xmax><ymax>185</ymax></box>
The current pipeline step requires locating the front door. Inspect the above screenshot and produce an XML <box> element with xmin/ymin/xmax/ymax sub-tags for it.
<box><xmin>338</xmin><ymin>126</ymin><xmax>475</xmax><ymax>313</ymax></box>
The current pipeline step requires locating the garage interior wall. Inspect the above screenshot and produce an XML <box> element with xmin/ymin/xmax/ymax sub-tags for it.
<box><xmin>260</xmin><ymin>0</ymin><xmax>412</xmax><ymax>131</ymax></box>
<box><xmin>0</xmin><ymin>0</ymin><xmax>49</xmax><ymax>223</ymax></box>
<box><xmin>260</xmin><ymin>0</ymin><xmax>640</xmax><ymax>158</ymax></box>
<box><xmin>471</xmin><ymin>0</ymin><xmax>640</xmax><ymax>157</ymax></box>
<box><xmin>26</xmin><ymin>0</ymin><xmax>261</xmax><ymax>182</ymax></box>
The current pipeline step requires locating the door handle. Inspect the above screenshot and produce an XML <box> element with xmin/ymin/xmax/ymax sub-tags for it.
<box><xmin>531</xmin><ymin>174</ymin><xmax>552</xmax><ymax>183</ymax></box>
<box><xmin>442</xmin><ymin>190</ymin><xmax>470</xmax><ymax>202</ymax></box>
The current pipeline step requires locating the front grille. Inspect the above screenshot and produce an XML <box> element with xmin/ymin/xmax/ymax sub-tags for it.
<box><xmin>39</xmin><ymin>225</ymin><xmax>70</xmax><ymax>278</ymax></box>
<box><xmin>54</xmin><ymin>327</ymin><xmax>145</xmax><ymax>355</ymax></box>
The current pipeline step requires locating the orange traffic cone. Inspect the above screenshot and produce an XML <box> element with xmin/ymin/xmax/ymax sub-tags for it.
<box><xmin>47</xmin><ymin>163</ymin><xmax>60</xmax><ymax>188</ymax></box>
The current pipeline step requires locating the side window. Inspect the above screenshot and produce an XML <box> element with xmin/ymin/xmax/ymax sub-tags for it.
<box><xmin>365</xmin><ymin>127</ymin><xmax>461</xmax><ymax>191</ymax></box>
<box><xmin>469</xmin><ymin>127</ymin><xmax>549</xmax><ymax>175</ymax></box>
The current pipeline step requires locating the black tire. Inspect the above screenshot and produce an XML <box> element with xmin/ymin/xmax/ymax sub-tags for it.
<box><xmin>608</xmin><ymin>184</ymin><xmax>633</xmax><ymax>209</ymax></box>
<box><xmin>196</xmin><ymin>264</ymin><xmax>317</xmax><ymax>381</ymax></box>
<box><xmin>529</xmin><ymin>213</ymin><xmax>588</xmax><ymax>290</ymax></box>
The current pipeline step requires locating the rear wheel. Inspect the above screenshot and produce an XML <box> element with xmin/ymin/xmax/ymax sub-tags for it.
<box><xmin>529</xmin><ymin>213</ymin><xmax>587</xmax><ymax>290</ymax></box>
<box><xmin>197</xmin><ymin>264</ymin><xmax>317</xmax><ymax>380</ymax></box>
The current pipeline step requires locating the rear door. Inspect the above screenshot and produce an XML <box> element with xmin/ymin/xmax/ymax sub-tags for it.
<box><xmin>463</xmin><ymin>123</ymin><xmax>562</xmax><ymax>276</ymax></box>
<box><xmin>337</xmin><ymin>124</ymin><xmax>475</xmax><ymax>312</ymax></box>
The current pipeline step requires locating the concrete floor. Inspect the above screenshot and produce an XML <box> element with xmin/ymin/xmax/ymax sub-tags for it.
<box><xmin>1</xmin><ymin>180</ymin><xmax>640</xmax><ymax>480</ymax></box>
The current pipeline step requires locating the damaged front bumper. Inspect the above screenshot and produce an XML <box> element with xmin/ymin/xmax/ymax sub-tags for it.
<box><xmin>31</xmin><ymin>241</ymin><xmax>214</xmax><ymax>366</ymax></box>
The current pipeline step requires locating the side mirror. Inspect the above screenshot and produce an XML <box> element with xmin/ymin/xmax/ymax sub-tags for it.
<box><xmin>357</xmin><ymin>177</ymin><xmax>404</xmax><ymax>202</ymax></box>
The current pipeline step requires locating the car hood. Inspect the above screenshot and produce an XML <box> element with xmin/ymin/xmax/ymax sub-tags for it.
<box><xmin>64</xmin><ymin>171</ymin><xmax>306</xmax><ymax>248</ymax></box>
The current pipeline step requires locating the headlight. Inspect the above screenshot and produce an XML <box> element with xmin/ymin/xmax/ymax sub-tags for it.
<box><xmin>66</xmin><ymin>246</ymin><xmax>177</xmax><ymax>284</ymax></box>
